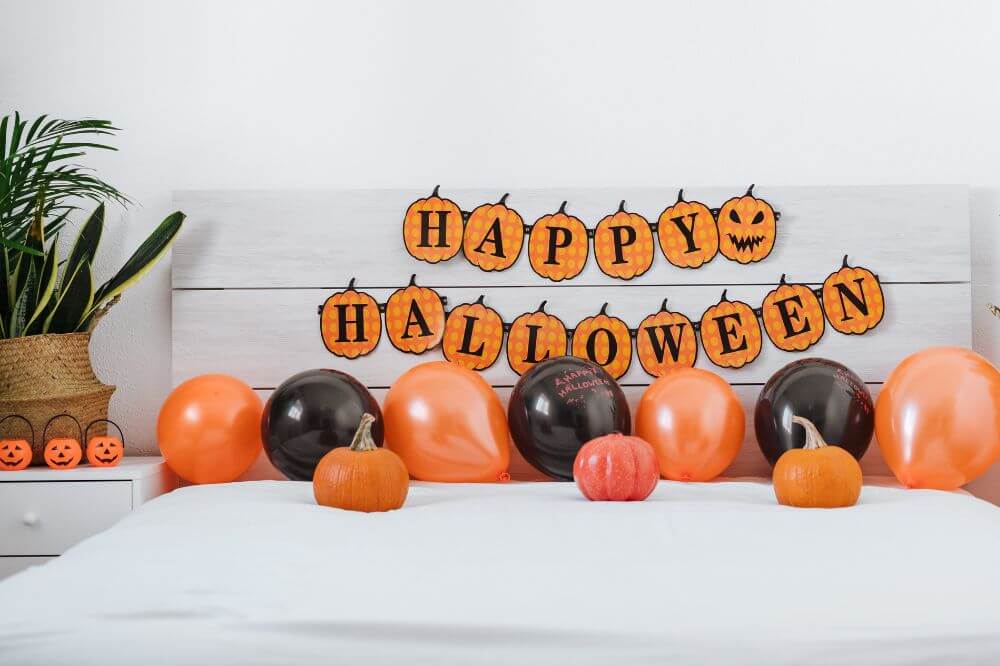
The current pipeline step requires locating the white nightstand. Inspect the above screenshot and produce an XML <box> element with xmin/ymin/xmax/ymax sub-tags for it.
<box><xmin>0</xmin><ymin>457</ymin><xmax>177</xmax><ymax>579</ymax></box>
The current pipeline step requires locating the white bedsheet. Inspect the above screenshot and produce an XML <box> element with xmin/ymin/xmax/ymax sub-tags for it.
<box><xmin>2</xmin><ymin>479</ymin><xmax>1000</xmax><ymax>665</ymax></box>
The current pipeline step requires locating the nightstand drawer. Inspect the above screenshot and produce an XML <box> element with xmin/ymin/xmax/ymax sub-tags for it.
<box><xmin>0</xmin><ymin>481</ymin><xmax>133</xmax><ymax>556</ymax></box>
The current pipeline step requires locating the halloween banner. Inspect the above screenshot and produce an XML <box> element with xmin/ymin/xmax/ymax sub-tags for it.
<box><xmin>402</xmin><ymin>186</ymin><xmax>781</xmax><ymax>280</ymax></box>
<box><xmin>319</xmin><ymin>258</ymin><xmax>885</xmax><ymax>379</ymax></box>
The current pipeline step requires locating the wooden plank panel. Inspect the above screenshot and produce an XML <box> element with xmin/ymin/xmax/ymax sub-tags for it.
<box><xmin>172</xmin><ymin>186</ymin><xmax>970</xmax><ymax>288</ymax></box>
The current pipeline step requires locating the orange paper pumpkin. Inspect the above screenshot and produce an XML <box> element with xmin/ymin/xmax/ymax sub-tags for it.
<box><xmin>657</xmin><ymin>189</ymin><xmax>719</xmax><ymax>268</ymax></box>
<box><xmin>699</xmin><ymin>290</ymin><xmax>762</xmax><ymax>368</ymax></box>
<box><xmin>463</xmin><ymin>193</ymin><xmax>525</xmax><ymax>271</ymax></box>
<box><xmin>822</xmin><ymin>256</ymin><xmax>885</xmax><ymax>335</ymax></box>
<box><xmin>385</xmin><ymin>274</ymin><xmax>445</xmax><ymax>354</ymax></box>
<box><xmin>528</xmin><ymin>202</ymin><xmax>589</xmax><ymax>281</ymax></box>
<box><xmin>442</xmin><ymin>295</ymin><xmax>505</xmax><ymax>371</ymax></box>
<box><xmin>85</xmin><ymin>419</ymin><xmax>125</xmax><ymax>468</ymax></box>
<box><xmin>593</xmin><ymin>201</ymin><xmax>654</xmax><ymax>279</ymax></box>
<box><xmin>717</xmin><ymin>185</ymin><xmax>777</xmax><ymax>264</ymax></box>
<box><xmin>403</xmin><ymin>185</ymin><xmax>464</xmax><ymax>263</ymax></box>
<box><xmin>761</xmin><ymin>275</ymin><xmax>825</xmax><ymax>351</ymax></box>
<box><xmin>636</xmin><ymin>299</ymin><xmax>698</xmax><ymax>377</ymax></box>
<box><xmin>0</xmin><ymin>415</ymin><xmax>33</xmax><ymax>471</ymax></box>
<box><xmin>506</xmin><ymin>301</ymin><xmax>569</xmax><ymax>375</ymax></box>
<box><xmin>42</xmin><ymin>414</ymin><xmax>83</xmax><ymax>470</ymax></box>
<box><xmin>571</xmin><ymin>303</ymin><xmax>632</xmax><ymax>380</ymax></box>
<box><xmin>320</xmin><ymin>278</ymin><xmax>382</xmax><ymax>358</ymax></box>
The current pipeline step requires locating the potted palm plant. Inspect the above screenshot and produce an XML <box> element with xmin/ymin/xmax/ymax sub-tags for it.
<box><xmin>0</xmin><ymin>113</ymin><xmax>184</xmax><ymax>460</ymax></box>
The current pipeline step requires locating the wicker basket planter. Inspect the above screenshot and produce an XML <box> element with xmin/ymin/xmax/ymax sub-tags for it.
<box><xmin>0</xmin><ymin>333</ymin><xmax>114</xmax><ymax>463</ymax></box>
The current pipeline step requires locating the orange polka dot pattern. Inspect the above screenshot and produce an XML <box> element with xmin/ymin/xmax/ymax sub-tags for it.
<box><xmin>527</xmin><ymin>208</ymin><xmax>589</xmax><ymax>281</ymax></box>
<box><xmin>571</xmin><ymin>312</ymin><xmax>632</xmax><ymax>380</ymax></box>
<box><xmin>822</xmin><ymin>265</ymin><xmax>885</xmax><ymax>335</ymax></box>
<box><xmin>506</xmin><ymin>309</ymin><xmax>568</xmax><ymax>375</ymax></box>
<box><xmin>636</xmin><ymin>310</ymin><xmax>698</xmax><ymax>376</ymax></box>
<box><xmin>463</xmin><ymin>200</ymin><xmax>524</xmax><ymax>271</ymax></box>
<box><xmin>717</xmin><ymin>192</ymin><xmax>776</xmax><ymax>264</ymax></box>
<box><xmin>762</xmin><ymin>282</ymin><xmax>825</xmax><ymax>351</ymax></box>
<box><xmin>385</xmin><ymin>285</ymin><xmax>445</xmax><ymax>353</ymax></box>
<box><xmin>593</xmin><ymin>208</ymin><xmax>654</xmax><ymax>279</ymax></box>
<box><xmin>442</xmin><ymin>301</ymin><xmax>505</xmax><ymax>370</ymax></box>
<box><xmin>320</xmin><ymin>289</ymin><xmax>382</xmax><ymax>358</ymax></box>
<box><xmin>657</xmin><ymin>199</ymin><xmax>719</xmax><ymax>268</ymax></box>
<box><xmin>699</xmin><ymin>297</ymin><xmax>763</xmax><ymax>368</ymax></box>
<box><xmin>403</xmin><ymin>190</ymin><xmax>464</xmax><ymax>263</ymax></box>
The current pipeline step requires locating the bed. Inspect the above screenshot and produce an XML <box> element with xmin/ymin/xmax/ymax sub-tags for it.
<box><xmin>2</xmin><ymin>479</ymin><xmax>999</xmax><ymax>665</ymax></box>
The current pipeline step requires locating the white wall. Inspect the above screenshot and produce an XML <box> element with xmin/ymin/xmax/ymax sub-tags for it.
<box><xmin>3</xmin><ymin>0</ymin><xmax>999</xmax><ymax>488</ymax></box>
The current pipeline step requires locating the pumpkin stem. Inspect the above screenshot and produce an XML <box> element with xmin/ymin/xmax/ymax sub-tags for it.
<box><xmin>676</xmin><ymin>188</ymin><xmax>685</xmax><ymax>203</ymax></box>
<box><xmin>745</xmin><ymin>184</ymin><xmax>755</xmax><ymax>197</ymax></box>
<box><xmin>791</xmin><ymin>416</ymin><xmax>828</xmax><ymax>451</ymax></box>
<box><xmin>347</xmin><ymin>277</ymin><xmax>356</xmax><ymax>289</ymax></box>
<box><xmin>474</xmin><ymin>294</ymin><xmax>485</xmax><ymax>305</ymax></box>
<box><xmin>497</xmin><ymin>193</ymin><xmax>509</xmax><ymax>205</ymax></box>
<box><xmin>430</xmin><ymin>185</ymin><xmax>441</xmax><ymax>197</ymax></box>
<box><xmin>538</xmin><ymin>300</ymin><xmax>548</xmax><ymax>313</ymax></box>
<box><xmin>557</xmin><ymin>201</ymin><xmax>568</xmax><ymax>214</ymax></box>
<box><xmin>842</xmin><ymin>254</ymin><xmax>850</xmax><ymax>268</ymax></box>
<box><xmin>598</xmin><ymin>302</ymin><xmax>609</xmax><ymax>315</ymax></box>
<box><xmin>617</xmin><ymin>200</ymin><xmax>627</xmax><ymax>213</ymax></box>
<box><xmin>407</xmin><ymin>273</ymin><xmax>417</xmax><ymax>286</ymax></box>
<box><xmin>779</xmin><ymin>273</ymin><xmax>787</xmax><ymax>285</ymax></box>
<box><xmin>349</xmin><ymin>413</ymin><xmax>378</xmax><ymax>452</ymax></box>
<box><xmin>720</xmin><ymin>289</ymin><xmax>729</xmax><ymax>302</ymax></box>
<box><xmin>660</xmin><ymin>297</ymin><xmax>669</xmax><ymax>311</ymax></box>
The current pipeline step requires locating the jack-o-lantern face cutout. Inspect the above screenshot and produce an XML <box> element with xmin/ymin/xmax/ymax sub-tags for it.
<box><xmin>636</xmin><ymin>299</ymin><xmax>698</xmax><ymax>376</ymax></box>
<box><xmin>761</xmin><ymin>275</ymin><xmax>825</xmax><ymax>351</ymax></box>
<box><xmin>0</xmin><ymin>415</ymin><xmax>33</xmax><ymax>471</ymax></box>
<box><xmin>442</xmin><ymin>295</ymin><xmax>505</xmax><ymax>371</ymax></box>
<box><xmin>528</xmin><ymin>202</ymin><xmax>589</xmax><ymax>282</ymax></box>
<box><xmin>385</xmin><ymin>274</ymin><xmax>445</xmax><ymax>354</ymax></box>
<box><xmin>571</xmin><ymin>303</ymin><xmax>632</xmax><ymax>380</ymax></box>
<box><xmin>717</xmin><ymin>185</ymin><xmax>777</xmax><ymax>264</ymax></box>
<box><xmin>463</xmin><ymin>194</ymin><xmax>525</xmax><ymax>272</ymax></box>
<box><xmin>507</xmin><ymin>301</ymin><xmax>569</xmax><ymax>375</ymax></box>
<box><xmin>594</xmin><ymin>201</ymin><xmax>654</xmax><ymax>280</ymax></box>
<box><xmin>44</xmin><ymin>438</ymin><xmax>82</xmax><ymax>469</ymax></box>
<box><xmin>822</xmin><ymin>256</ymin><xmax>884</xmax><ymax>335</ymax></box>
<box><xmin>699</xmin><ymin>290</ymin><xmax>763</xmax><ymax>369</ymax></box>
<box><xmin>657</xmin><ymin>189</ymin><xmax>719</xmax><ymax>269</ymax></box>
<box><xmin>320</xmin><ymin>278</ymin><xmax>382</xmax><ymax>358</ymax></box>
<box><xmin>85</xmin><ymin>419</ymin><xmax>125</xmax><ymax>468</ymax></box>
<box><xmin>403</xmin><ymin>185</ymin><xmax>464</xmax><ymax>263</ymax></box>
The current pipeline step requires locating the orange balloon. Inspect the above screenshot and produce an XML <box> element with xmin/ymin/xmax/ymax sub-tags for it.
<box><xmin>158</xmin><ymin>374</ymin><xmax>263</xmax><ymax>484</ymax></box>
<box><xmin>635</xmin><ymin>368</ymin><xmax>744</xmax><ymax>481</ymax></box>
<box><xmin>384</xmin><ymin>361</ymin><xmax>510</xmax><ymax>482</ymax></box>
<box><xmin>876</xmin><ymin>347</ymin><xmax>1000</xmax><ymax>489</ymax></box>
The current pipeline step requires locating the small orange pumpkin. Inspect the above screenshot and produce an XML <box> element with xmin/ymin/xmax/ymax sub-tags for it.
<box><xmin>313</xmin><ymin>413</ymin><xmax>409</xmax><ymax>512</ymax></box>
<box><xmin>442</xmin><ymin>295</ymin><xmax>505</xmax><ymax>371</ymax></box>
<box><xmin>699</xmin><ymin>290</ymin><xmax>762</xmax><ymax>369</ymax></box>
<box><xmin>593</xmin><ymin>201</ymin><xmax>654</xmax><ymax>280</ymax></box>
<box><xmin>773</xmin><ymin>415</ymin><xmax>862</xmax><ymax>508</ymax></box>
<box><xmin>822</xmin><ymin>256</ymin><xmax>885</xmax><ymax>335</ymax></box>
<box><xmin>527</xmin><ymin>202</ymin><xmax>589</xmax><ymax>281</ymax></box>
<box><xmin>717</xmin><ymin>184</ymin><xmax>777</xmax><ymax>264</ymax></box>
<box><xmin>0</xmin><ymin>415</ymin><xmax>33</xmax><ymax>471</ymax></box>
<box><xmin>571</xmin><ymin>303</ymin><xmax>632</xmax><ymax>380</ymax></box>
<box><xmin>403</xmin><ymin>185</ymin><xmax>464</xmax><ymax>263</ymax></box>
<box><xmin>385</xmin><ymin>274</ymin><xmax>446</xmax><ymax>354</ymax></box>
<box><xmin>463</xmin><ymin>193</ymin><xmax>525</xmax><ymax>271</ymax></box>
<box><xmin>657</xmin><ymin>189</ymin><xmax>719</xmax><ymax>268</ymax></box>
<box><xmin>506</xmin><ymin>301</ymin><xmax>569</xmax><ymax>375</ymax></box>
<box><xmin>761</xmin><ymin>275</ymin><xmax>825</xmax><ymax>351</ymax></box>
<box><xmin>320</xmin><ymin>278</ymin><xmax>382</xmax><ymax>358</ymax></box>
<box><xmin>636</xmin><ymin>298</ymin><xmax>698</xmax><ymax>376</ymax></box>
<box><xmin>42</xmin><ymin>414</ymin><xmax>83</xmax><ymax>470</ymax></box>
<box><xmin>85</xmin><ymin>419</ymin><xmax>125</xmax><ymax>468</ymax></box>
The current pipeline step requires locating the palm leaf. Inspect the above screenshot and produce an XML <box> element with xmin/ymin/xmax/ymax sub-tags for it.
<box><xmin>43</xmin><ymin>260</ymin><xmax>92</xmax><ymax>334</ymax></box>
<box><xmin>92</xmin><ymin>211</ymin><xmax>184</xmax><ymax>308</ymax></box>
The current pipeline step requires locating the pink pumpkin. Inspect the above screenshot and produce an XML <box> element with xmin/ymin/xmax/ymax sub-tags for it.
<box><xmin>573</xmin><ymin>433</ymin><xmax>659</xmax><ymax>501</ymax></box>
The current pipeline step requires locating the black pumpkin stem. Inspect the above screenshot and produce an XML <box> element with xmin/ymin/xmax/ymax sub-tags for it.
<box><xmin>745</xmin><ymin>184</ymin><xmax>756</xmax><ymax>197</ymax></box>
<box><xmin>598</xmin><ymin>302</ymin><xmax>609</xmax><ymax>316</ymax></box>
<box><xmin>557</xmin><ymin>201</ymin><xmax>568</xmax><ymax>214</ymax></box>
<box><xmin>779</xmin><ymin>274</ymin><xmax>787</xmax><ymax>285</ymax></box>
<box><xmin>676</xmin><ymin>188</ymin><xmax>686</xmax><ymax>204</ymax></box>
<box><xmin>660</xmin><ymin>297</ymin><xmax>670</xmax><ymax>311</ymax></box>
<box><xmin>617</xmin><ymin>200</ymin><xmax>627</xmax><ymax>213</ymax></box>
<box><xmin>538</xmin><ymin>300</ymin><xmax>548</xmax><ymax>313</ymax></box>
<box><xmin>407</xmin><ymin>273</ymin><xmax>417</xmax><ymax>287</ymax></box>
<box><xmin>842</xmin><ymin>254</ymin><xmax>850</xmax><ymax>268</ymax></box>
<box><xmin>720</xmin><ymin>289</ymin><xmax>729</xmax><ymax>302</ymax></box>
<box><xmin>349</xmin><ymin>413</ymin><xmax>378</xmax><ymax>452</ymax></box>
<box><xmin>347</xmin><ymin>277</ymin><xmax>357</xmax><ymax>289</ymax></box>
<box><xmin>474</xmin><ymin>294</ymin><xmax>485</xmax><ymax>305</ymax></box>
<box><xmin>430</xmin><ymin>185</ymin><xmax>441</xmax><ymax>197</ymax></box>
<box><xmin>497</xmin><ymin>193</ymin><xmax>510</xmax><ymax>205</ymax></box>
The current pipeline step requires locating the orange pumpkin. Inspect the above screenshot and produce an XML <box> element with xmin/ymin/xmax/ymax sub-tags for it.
<box><xmin>442</xmin><ymin>295</ymin><xmax>505</xmax><ymax>371</ymax></box>
<box><xmin>42</xmin><ymin>414</ymin><xmax>83</xmax><ymax>470</ymax></box>
<box><xmin>773</xmin><ymin>415</ymin><xmax>862</xmax><ymax>508</ymax></box>
<box><xmin>385</xmin><ymin>274</ymin><xmax>446</xmax><ymax>354</ymax></box>
<box><xmin>822</xmin><ymin>256</ymin><xmax>885</xmax><ymax>335</ymax></box>
<box><xmin>657</xmin><ymin>189</ymin><xmax>719</xmax><ymax>268</ymax></box>
<box><xmin>571</xmin><ymin>303</ymin><xmax>632</xmax><ymax>380</ymax></box>
<box><xmin>463</xmin><ymin>193</ymin><xmax>525</xmax><ymax>271</ymax></box>
<box><xmin>636</xmin><ymin>298</ymin><xmax>698</xmax><ymax>376</ymax></box>
<box><xmin>85</xmin><ymin>419</ymin><xmax>125</xmax><ymax>468</ymax></box>
<box><xmin>313</xmin><ymin>413</ymin><xmax>409</xmax><ymax>512</ymax></box>
<box><xmin>593</xmin><ymin>201</ymin><xmax>654</xmax><ymax>279</ymax></box>
<box><xmin>0</xmin><ymin>415</ymin><xmax>33</xmax><ymax>471</ymax></box>
<box><xmin>699</xmin><ymin>290</ymin><xmax>762</xmax><ymax>369</ymax></box>
<box><xmin>403</xmin><ymin>185</ymin><xmax>464</xmax><ymax>263</ymax></box>
<box><xmin>761</xmin><ymin>274</ymin><xmax>825</xmax><ymax>351</ymax></box>
<box><xmin>506</xmin><ymin>301</ymin><xmax>569</xmax><ymax>375</ymax></box>
<box><xmin>528</xmin><ymin>202</ymin><xmax>589</xmax><ymax>281</ymax></box>
<box><xmin>320</xmin><ymin>278</ymin><xmax>382</xmax><ymax>358</ymax></box>
<box><xmin>717</xmin><ymin>184</ymin><xmax>777</xmax><ymax>264</ymax></box>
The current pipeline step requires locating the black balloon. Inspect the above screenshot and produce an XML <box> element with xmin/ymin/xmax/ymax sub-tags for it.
<box><xmin>754</xmin><ymin>358</ymin><xmax>874</xmax><ymax>466</ymax></box>
<box><xmin>508</xmin><ymin>356</ymin><xmax>630</xmax><ymax>480</ymax></box>
<box><xmin>261</xmin><ymin>369</ymin><xmax>383</xmax><ymax>480</ymax></box>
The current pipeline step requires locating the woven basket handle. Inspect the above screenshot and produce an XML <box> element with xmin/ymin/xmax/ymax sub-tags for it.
<box><xmin>42</xmin><ymin>414</ymin><xmax>84</xmax><ymax>444</ymax></box>
<box><xmin>84</xmin><ymin>418</ymin><xmax>125</xmax><ymax>446</ymax></box>
<box><xmin>0</xmin><ymin>414</ymin><xmax>34</xmax><ymax>446</ymax></box>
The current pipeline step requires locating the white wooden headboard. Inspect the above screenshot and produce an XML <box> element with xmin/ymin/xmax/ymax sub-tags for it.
<box><xmin>171</xmin><ymin>186</ymin><xmax>970</xmax><ymax>480</ymax></box>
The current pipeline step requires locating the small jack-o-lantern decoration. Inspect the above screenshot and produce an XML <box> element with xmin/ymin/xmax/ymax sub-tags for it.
<box><xmin>506</xmin><ymin>301</ymin><xmax>568</xmax><ymax>375</ymax></box>
<box><xmin>571</xmin><ymin>303</ymin><xmax>632</xmax><ymax>380</ymax></box>
<box><xmin>85</xmin><ymin>419</ymin><xmax>125</xmax><ymax>468</ymax></box>
<box><xmin>320</xmin><ymin>278</ymin><xmax>382</xmax><ymax>358</ymax></box>
<box><xmin>822</xmin><ymin>256</ymin><xmax>884</xmax><ymax>335</ymax></box>
<box><xmin>762</xmin><ymin>275</ymin><xmax>825</xmax><ymax>351</ymax></box>
<box><xmin>528</xmin><ymin>202</ymin><xmax>589</xmax><ymax>281</ymax></box>
<box><xmin>42</xmin><ymin>414</ymin><xmax>83</xmax><ymax>470</ymax></box>
<box><xmin>0</xmin><ymin>415</ymin><xmax>33</xmax><ymax>471</ymax></box>
<box><xmin>717</xmin><ymin>184</ymin><xmax>777</xmax><ymax>264</ymax></box>
<box><xmin>636</xmin><ymin>298</ymin><xmax>698</xmax><ymax>376</ymax></box>
<box><xmin>385</xmin><ymin>274</ymin><xmax>446</xmax><ymax>354</ymax></box>
<box><xmin>463</xmin><ymin>194</ymin><xmax>525</xmax><ymax>272</ymax></box>
<box><xmin>657</xmin><ymin>189</ymin><xmax>719</xmax><ymax>269</ymax></box>
<box><xmin>403</xmin><ymin>185</ymin><xmax>464</xmax><ymax>263</ymax></box>
<box><xmin>442</xmin><ymin>295</ymin><xmax>506</xmax><ymax>371</ymax></box>
<box><xmin>593</xmin><ymin>201</ymin><xmax>654</xmax><ymax>280</ymax></box>
<box><xmin>699</xmin><ymin>290</ymin><xmax>763</xmax><ymax>369</ymax></box>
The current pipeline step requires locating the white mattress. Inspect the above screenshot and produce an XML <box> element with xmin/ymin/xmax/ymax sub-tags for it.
<box><xmin>2</xmin><ymin>479</ymin><xmax>1000</xmax><ymax>665</ymax></box>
